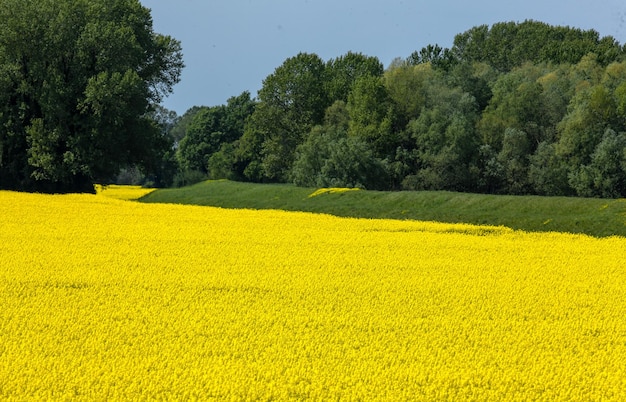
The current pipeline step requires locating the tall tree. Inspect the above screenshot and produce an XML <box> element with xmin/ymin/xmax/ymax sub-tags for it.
<box><xmin>149</xmin><ymin>105</ymin><xmax>180</xmax><ymax>144</ymax></box>
<box><xmin>557</xmin><ymin>85</ymin><xmax>616</xmax><ymax>168</ymax></box>
<box><xmin>177</xmin><ymin>92</ymin><xmax>255</xmax><ymax>175</ymax></box>
<box><xmin>238</xmin><ymin>53</ymin><xmax>328</xmax><ymax>182</ymax></box>
<box><xmin>477</xmin><ymin>63</ymin><xmax>548</xmax><ymax>149</ymax></box>
<box><xmin>568</xmin><ymin>129</ymin><xmax>626</xmax><ymax>197</ymax></box>
<box><xmin>177</xmin><ymin>106</ymin><xmax>226</xmax><ymax>174</ymax></box>
<box><xmin>384</xmin><ymin>62</ymin><xmax>433</xmax><ymax>126</ymax></box>
<box><xmin>292</xmin><ymin>101</ymin><xmax>388</xmax><ymax>189</ymax></box>
<box><xmin>406</xmin><ymin>85</ymin><xmax>480</xmax><ymax>191</ymax></box>
<box><xmin>556</xmin><ymin>60</ymin><xmax>626</xmax><ymax>196</ymax></box>
<box><xmin>446</xmin><ymin>62</ymin><xmax>498</xmax><ymax>112</ymax></box>
<box><xmin>347</xmin><ymin>75</ymin><xmax>397</xmax><ymax>158</ymax></box>
<box><xmin>325</xmin><ymin>52</ymin><xmax>384</xmax><ymax>103</ymax></box>
<box><xmin>407</xmin><ymin>44</ymin><xmax>458</xmax><ymax>71</ymax></box>
<box><xmin>0</xmin><ymin>0</ymin><xmax>183</xmax><ymax>192</ymax></box>
<box><xmin>170</xmin><ymin>106</ymin><xmax>205</xmax><ymax>147</ymax></box>
<box><xmin>452</xmin><ymin>20</ymin><xmax>623</xmax><ymax>72</ymax></box>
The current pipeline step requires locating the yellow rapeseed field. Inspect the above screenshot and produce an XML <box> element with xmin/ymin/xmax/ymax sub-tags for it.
<box><xmin>1</xmin><ymin>189</ymin><xmax>625</xmax><ymax>400</ymax></box>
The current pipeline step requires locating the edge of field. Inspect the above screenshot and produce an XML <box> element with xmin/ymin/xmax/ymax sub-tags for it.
<box><xmin>138</xmin><ymin>180</ymin><xmax>626</xmax><ymax>238</ymax></box>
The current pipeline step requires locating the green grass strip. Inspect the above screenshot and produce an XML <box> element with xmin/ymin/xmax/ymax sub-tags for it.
<box><xmin>139</xmin><ymin>180</ymin><xmax>626</xmax><ymax>238</ymax></box>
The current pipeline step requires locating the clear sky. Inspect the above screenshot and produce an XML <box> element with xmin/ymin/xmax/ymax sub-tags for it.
<box><xmin>140</xmin><ymin>0</ymin><xmax>626</xmax><ymax>115</ymax></box>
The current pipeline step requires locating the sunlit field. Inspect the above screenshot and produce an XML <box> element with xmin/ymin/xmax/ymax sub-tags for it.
<box><xmin>1</xmin><ymin>189</ymin><xmax>625</xmax><ymax>400</ymax></box>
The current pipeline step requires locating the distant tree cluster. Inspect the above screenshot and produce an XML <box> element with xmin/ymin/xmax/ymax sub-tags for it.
<box><xmin>172</xmin><ymin>21</ymin><xmax>626</xmax><ymax>197</ymax></box>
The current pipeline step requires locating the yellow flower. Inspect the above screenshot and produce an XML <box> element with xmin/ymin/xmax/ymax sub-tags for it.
<box><xmin>308</xmin><ymin>187</ymin><xmax>361</xmax><ymax>198</ymax></box>
<box><xmin>0</xmin><ymin>189</ymin><xmax>624</xmax><ymax>399</ymax></box>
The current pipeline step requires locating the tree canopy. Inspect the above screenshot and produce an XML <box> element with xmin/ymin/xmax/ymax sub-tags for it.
<box><xmin>171</xmin><ymin>20</ymin><xmax>626</xmax><ymax>197</ymax></box>
<box><xmin>7</xmin><ymin>13</ymin><xmax>625</xmax><ymax>198</ymax></box>
<box><xmin>451</xmin><ymin>20</ymin><xmax>623</xmax><ymax>71</ymax></box>
<box><xmin>0</xmin><ymin>0</ymin><xmax>183</xmax><ymax>192</ymax></box>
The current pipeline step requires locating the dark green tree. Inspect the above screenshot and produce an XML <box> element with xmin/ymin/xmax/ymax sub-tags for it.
<box><xmin>406</xmin><ymin>87</ymin><xmax>479</xmax><ymax>191</ymax></box>
<box><xmin>477</xmin><ymin>63</ymin><xmax>547</xmax><ymax>149</ymax></box>
<box><xmin>177</xmin><ymin>91</ymin><xmax>255</xmax><ymax>175</ymax></box>
<box><xmin>446</xmin><ymin>62</ymin><xmax>498</xmax><ymax>111</ymax></box>
<box><xmin>535</xmin><ymin>65</ymin><xmax>577</xmax><ymax>142</ymax></box>
<box><xmin>208</xmin><ymin>142</ymin><xmax>239</xmax><ymax>180</ymax></box>
<box><xmin>132</xmin><ymin>105</ymin><xmax>179</xmax><ymax>187</ymax></box>
<box><xmin>177</xmin><ymin>106</ymin><xmax>224</xmax><ymax>174</ymax></box>
<box><xmin>556</xmin><ymin>85</ymin><xmax>616</xmax><ymax>168</ymax></box>
<box><xmin>384</xmin><ymin>62</ymin><xmax>433</xmax><ymax>126</ymax></box>
<box><xmin>528</xmin><ymin>141</ymin><xmax>571</xmax><ymax>196</ymax></box>
<box><xmin>567</xmin><ymin>129</ymin><xmax>626</xmax><ymax>198</ymax></box>
<box><xmin>407</xmin><ymin>44</ymin><xmax>458</xmax><ymax>71</ymax></box>
<box><xmin>238</xmin><ymin>53</ymin><xmax>328</xmax><ymax>182</ymax></box>
<box><xmin>473</xmin><ymin>144</ymin><xmax>505</xmax><ymax>194</ymax></box>
<box><xmin>0</xmin><ymin>0</ymin><xmax>183</xmax><ymax>192</ymax></box>
<box><xmin>452</xmin><ymin>20</ymin><xmax>623</xmax><ymax>72</ymax></box>
<box><xmin>497</xmin><ymin>128</ymin><xmax>532</xmax><ymax>194</ymax></box>
<box><xmin>292</xmin><ymin>101</ymin><xmax>389</xmax><ymax>189</ymax></box>
<box><xmin>170</xmin><ymin>106</ymin><xmax>204</xmax><ymax>147</ymax></box>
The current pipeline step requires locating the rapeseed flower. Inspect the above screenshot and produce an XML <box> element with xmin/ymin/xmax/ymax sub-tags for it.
<box><xmin>0</xmin><ymin>190</ymin><xmax>624</xmax><ymax>400</ymax></box>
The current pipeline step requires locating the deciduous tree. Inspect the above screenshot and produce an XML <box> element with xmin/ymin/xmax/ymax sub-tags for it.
<box><xmin>238</xmin><ymin>53</ymin><xmax>328</xmax><ymax>182</ymax></box>
<box><xmin>0</xmin><ymin>0</ymin><xmax>183</xmax><ymax>192</ymax></box>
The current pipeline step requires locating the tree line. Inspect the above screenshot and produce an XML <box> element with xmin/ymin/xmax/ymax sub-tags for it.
<box><xmin>170</xmin><ymin>20</ymin><xmax>626</xmax><ymax>198</ymax></box>
<box><xmin>2</xmin><ymin>11</ymin><xmax>626</xmax><ymax>198</ymax></box>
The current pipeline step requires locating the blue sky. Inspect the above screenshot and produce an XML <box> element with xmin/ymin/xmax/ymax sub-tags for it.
<box><xmin>140</xmin><ymin>0</ymin><xmax>626</xmax><ymax>115</ymax></box>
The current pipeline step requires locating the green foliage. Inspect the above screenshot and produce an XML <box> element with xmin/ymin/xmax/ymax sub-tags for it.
<box><xmin>446</xmin><ymin>62</ymin><xmax>498</xmax><ymax>111</ymax></box>
<box><xmin>452</xmin><ymin>20</ymin><xmax>623</xmax><ymax>72</ymax></box>
<box><xmin>0</xmin><ymin>0</ymin><xmax>183</xmax><ymax>192</ymax></box>
<box><xmin>217</xmin><ymin>24</ymin><xmax>623</xmax><ymax>198</ymax></box>
<box><xmin>497</xmin><ymin>128</ymin><xmax>532</xmax><ymax>194</ymax></box>
<box><xmin>193</xmin><ymin>23</ymin><xmax>625</xmax><ymax>198</ymax></box>
<box><xmin>176</xmin><ymin>91</ymin><xmax>255</xmax><ymax>175</ymax></box>
<box><xmin>291</xmin><ymin>101</ymin><xmax>389</xmax><ymax>190</ymax></box>
<box><xmin>568</xmin><ymin>129</ymin><xmax>626</xmax><ymax>198</ymax></box>
<box><xmin>177</xmin><ymin>107</ymin><xmax>226</xmax><ymax>173</ymax></box>
<box><xmin>536</xmin><ymin>65</ymin><xmax>576</xmax><ymax>136</ymax></box>
<box><xmin>208</xmin><ymin>142</ymin><xmax>239</xmax><ymax>180</ymax></box>
<box><xmin>325</xmin><ymin>52</ymin><xmax>384</xmax><ymax>102</ymax></box>
<box><xmin>473</xmin><ymin>145</ymin><xmax>505</xmax><ymax>194</ymax></box>
<box><xmin>384</xmin><ymin>63</ymin><xmax>432</xmax><ymax>126</ymax></box>
<box><xmin>556</xmin><ymin>60</ymin><xmax>626</xmax><ymax>174</ymax></box>
<box><xmin>477</xmin><ymin>63</ymin><xmax>548</xmax><ymax>148</ymax></box>
<box><xmin>170</xmin><ymin>106</ymin><xmax>204</xmax><ymax>146</ymax></box>
<box><xmin>407</xmin><ymin>44</ymin><xmax>458</xmax><ymax>71</ymax></box>
<box><xmin>172</xmin><ymin>169</ymin><xmax>207</xmax><ymax>188</ymax></box>
<box><xmin>148</xmin><ymin>105</ymin><xmax>180</xmax><ymax>144</ymax></box>
<box><xmin>407</xmin><ymin>84</ymin><xmax>479</xmax><ymax>191</ymax></box>
<box><xmin>6</xmin><ymin>8</ymin><xmax>626</xmax><ymax>198</ymax></box>
<box><xmin>347</xmin><ymin>75</ymin><xmax>398</xmax><ymax>158</ymax></box>
<box><xmin>138</xmin><ymin>105</ymin><xmax>180</xmax><ymax>187</ymax></box>
<box><xmin>528</xmin><ymin>141</ymin><xmax>571</xmax><ymax>196</ymax></box>
<box><xmin>238</xmin><ymin>53</ymin><xmax>328</xmax><ymax>182</ymax></box>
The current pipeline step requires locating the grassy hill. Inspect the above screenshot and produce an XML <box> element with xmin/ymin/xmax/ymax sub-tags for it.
<box><xmin>139</xmin><ymin>180</ymin><xmax>626</xmax><ymax>238</ymax></box>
